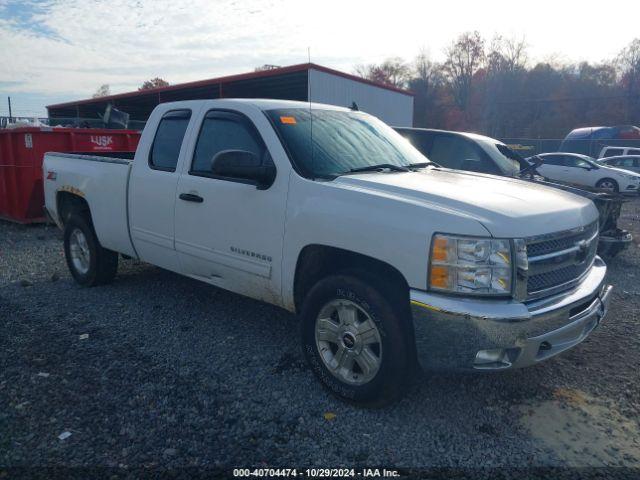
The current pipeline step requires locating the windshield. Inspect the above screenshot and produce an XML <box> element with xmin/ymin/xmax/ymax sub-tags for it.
<box><xmin>266</xmin><ymin>108</ymin><xmax>428</xmax><ymax>178</ymax></box>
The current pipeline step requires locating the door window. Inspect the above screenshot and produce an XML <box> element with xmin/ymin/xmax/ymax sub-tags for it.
<box><xmin>149</xmin><ymin>110</ymin><xmax>191</xmax><ymax>171</ymax></box>
<box><xmin>615</xmin><ymin>158</ymin><xmax>636</xmax><ymax>167</ymax></box>
<box><xmin>429</xmin><ymin>135</ymin><xmax>495</xmax><ymax>173</ymax></box>
<box><xmin>540</xmin><ymin>155</ymin><xmax>565</xmax><ymax>166</ymax></box>
<box><xmin>191</xmin><ymin>111</ymin><xmax>266</xmax><ymax>176</ymax></box>
<box><xmin>565</xmin><ymin>156</ymin><xmax>590</xmax><ymax>168</ymax></box>
<box><xmin>400</xmin><ymin>131</ymin><xmax>432</xmax><ymax>158</ymax></box>
<box><xmin>628</xmin><ymin>149</ymin><xmax>640</xmax><ymax>156</ymax></box>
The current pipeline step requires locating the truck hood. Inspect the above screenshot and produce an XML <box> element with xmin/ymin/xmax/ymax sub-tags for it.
<box><xmin>333</xmin><ymin>168</ymin><xmax>599</xmax><ymax>238</ymax></box>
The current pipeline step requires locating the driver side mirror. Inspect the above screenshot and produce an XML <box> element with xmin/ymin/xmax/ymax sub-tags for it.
<box><xmin>211</xmin><ymin>150</ymin><xmax>276</xmax><ymax>190</ymax></box>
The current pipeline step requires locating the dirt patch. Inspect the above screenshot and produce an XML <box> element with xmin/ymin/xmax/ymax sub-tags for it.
<box><xmin>520</xmin><ymin>387</ymin><xmax>640</xmax><ymax>466</ymax></box>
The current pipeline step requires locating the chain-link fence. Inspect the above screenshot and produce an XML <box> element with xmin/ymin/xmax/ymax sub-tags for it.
<box><xmin>500</xmin><ymin>138</ymin><xmax>640</xmax><ymax>158</ymax></box>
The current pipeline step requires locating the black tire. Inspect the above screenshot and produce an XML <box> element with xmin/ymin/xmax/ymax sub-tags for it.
<box><xmin>596</xmin><ymin>178</ymin><xmax>619</xmax><ymax>193</ymax></box>
<box><xmin>63</xmin><ymin>214</ymin><xmax>118</xmax><ymax>286</ymax></box>
<box><xmin>300</xmin><ymin>274</ymin><xmax>411</xmax><ymax>407</ymax></box>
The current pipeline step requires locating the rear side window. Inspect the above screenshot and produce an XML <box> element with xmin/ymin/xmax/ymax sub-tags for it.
<box><xmin>191</xmin><ymin>111</ymin><xmax>265</xmax><ymax>175</ymax></box>
<box><xmin>628</xmin><ymin>149</ymin><xmax>640</xmax><ymax>156</ymax></box>
<box><xmin>149</xmin><ymin>110</ymin><xmax>191</xmax><ymax>171</ymax></box>
<box><xmin>602</xmin><ymin>148</ymin><xmax>623</xmax><ymax>158</ymax></box>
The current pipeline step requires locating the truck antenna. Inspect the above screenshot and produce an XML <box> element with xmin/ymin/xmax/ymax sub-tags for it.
<box><xmin>308</xmin><ymin>47</ymin><xmax>314</xmax><ymax>173</ymax></box>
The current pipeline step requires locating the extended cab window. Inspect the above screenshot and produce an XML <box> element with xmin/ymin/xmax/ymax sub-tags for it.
<box><xmin>191</xmin><ymin>111</ymin><xmax>266</xmax><ymax>176</ymax></box>
<box><xmin>149</xmin><ymin>110</ymin><xmax>191</xmax><ymax>171</ymax></box>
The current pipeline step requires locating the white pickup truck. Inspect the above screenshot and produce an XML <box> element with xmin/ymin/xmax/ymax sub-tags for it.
<box><xmin>44</xmin><ymin>99</ymin><xmax>612</xmax><ymax>406</ymax></box>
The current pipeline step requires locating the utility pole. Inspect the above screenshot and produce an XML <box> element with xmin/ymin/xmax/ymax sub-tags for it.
<box><xmin>7</xmin><ymin>97</ymin><xmax>12</xmax><ymax>122</ymax></box>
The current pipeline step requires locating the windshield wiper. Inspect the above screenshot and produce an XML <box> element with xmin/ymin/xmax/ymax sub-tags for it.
<box><xmin>407</xmin><ymin>161</ymin><xmax>434</xmax><ymax>169</ymax></box>
<box><xmin>349</xmin><ymin>163</ymin><xmax>410</xmax><ymax>173</ymax></box>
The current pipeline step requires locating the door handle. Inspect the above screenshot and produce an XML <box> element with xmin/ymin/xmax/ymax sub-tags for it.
<box><xmin>179</xmin><ymin>193</ymin><xmax>204</xmax><ymax>203</ymax></box>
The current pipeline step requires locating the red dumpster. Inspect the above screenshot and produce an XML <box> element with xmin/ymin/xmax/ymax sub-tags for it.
<box><xmin>0</xmin><ymin>127</ymin><xmax>140</xmax><ymax>223</ymax></box>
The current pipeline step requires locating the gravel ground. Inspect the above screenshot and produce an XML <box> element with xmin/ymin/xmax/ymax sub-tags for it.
<box><xmin>1</xmin><ymin>199</ymin><xmax>639</xmax><ymax>475</ymax></box>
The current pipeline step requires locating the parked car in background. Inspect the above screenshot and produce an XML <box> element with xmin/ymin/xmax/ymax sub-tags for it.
<box><xmin>559</xmin><ymin>125</ymin><xmax>640</xmax><ymax>156</ymax></box>
<box><xmin>43</xmin><ymin>100</ymin><xmax>613</xmax><ymax>405</ymax></box>
<box><xmin>597</xmin><ymin>155</ymin><xmax>640</xmax><ymax>174</ymax></box>
<box><xmin>598</xmin><ymin>146</ymin><xmax>640</xmax><ymax>159</ymax></box>
<box><xmin>395</xmin><ymin>127</ymin><xmax>632</xmax><ymax>257</ymax></box>
<box><xmin>532</xmin><ymin>152</ymin><xmax>640</xmax><ymax>194</ymax></box>
<box><xmin>394</xmin><ymin>128</ymin><xmax>523</xmax><ymax>176</ymax></box>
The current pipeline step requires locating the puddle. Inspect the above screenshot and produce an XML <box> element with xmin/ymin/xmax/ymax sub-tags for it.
<box><xmin>520</xmin><ymin>388</ymin><xmax>640</xmax><ymax>466</ymax></box>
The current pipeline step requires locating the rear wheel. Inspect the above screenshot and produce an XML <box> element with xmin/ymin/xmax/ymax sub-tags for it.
<box><xmin>300</xmin><ymin>274</ymin><xmax>411</xmax><ymax>407</ymax></box>
<box><xmin>64</xmin><ymin>214</ymin><xmax>118</xmax><ymax>286</ymax></box>
<box><xmin>596</xmin><ymin>178</ymin><xmax>619</xmax><ymax>193</ymax></box>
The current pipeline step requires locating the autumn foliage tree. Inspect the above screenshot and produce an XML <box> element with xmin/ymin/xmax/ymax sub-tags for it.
<box><xmin>92</xmin><ymin>84</ymin><xmax>111</xmax><ymax>98</ymax></box>
<box><xmin>354</xmin><ymin>58</ymin><xmax>411</xmax><ymax>88</ymax></box>
<box><xmin>138</xmin><ymin>78</ymin><xmax>170</xmax><ymax>91</ymax></box>
<box><xmin>354</xmin><ymin>34</ymin><xmax>640</xmax><ymax>139</ymax></box>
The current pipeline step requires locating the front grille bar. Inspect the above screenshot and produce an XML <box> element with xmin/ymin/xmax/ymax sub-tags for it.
<box><xmin>519</xmin><ymin>221</ymin><xmax>599</xmax><ymax>302</ymax></box>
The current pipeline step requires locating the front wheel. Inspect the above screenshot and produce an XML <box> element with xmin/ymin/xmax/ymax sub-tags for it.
<box><xmin>596</xmin><ymin>178</ymin><xmax>619</xmax><ymax>193</ymax></box>
<box><xmin>64</xmin><ymin>214</ymin><xmax>118</xmax><ymax>286</ymax></box>
<box><xmin>300</xmin><ymin>274</ymin><xmax>411</xmax><ymax>407</ymax></box>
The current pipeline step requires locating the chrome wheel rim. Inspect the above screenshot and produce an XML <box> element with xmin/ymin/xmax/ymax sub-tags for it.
<box><xmin>314</xmin><ymin>299</ymin><xmax>382</xmax><ymax>386</ymax></box>
<box><xmin>599</xmin><ymin>180</ymin><xmax>616</xmax><ymax>192</ymax></box>
<box><xmin>69</xmin><ymin>228</ymin><xmax>90</xmax><ymax>275</ymax></box>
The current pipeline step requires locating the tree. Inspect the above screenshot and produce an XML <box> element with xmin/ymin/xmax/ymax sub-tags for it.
<box><xmin>487</xmin><ymin>35</ymin><xmax>528</xmax><ymax>74</ymax></box>
<box><xmin>349</xmin><ymin>35</ymin><xmax>640</xmax><ymax>138</ymax></box>
<box><xmin>484</xmin><ymin>36</ymin><xmax>529</xmax><ymax>136</ymax></box>
<box><xmin>617</xmin><ymin>38</ymin><xmax>640</xmax><ymax>121</ymax></box>
<box><xmin>444</xmin><ymin>31</ymin><xmax>485</xmax><ymax>110</ymax></box>
<box><xmin>255</xmin><ymin>64</ymin><xmax>281</xmax><ymax>72</ymax></box>
<box><xmin>410</xmin><ymin>51</ymin><xmax>446</xmax><ymax>127</ymax></box>
<box><xmin>138</xmin><ymin>78</ymin><xmax>170</xmax><ymax>91</ymax></box>
<box><xmin>92</xmin><ymin>84</ymin><xmax>111</xmax><ymax>98</ymax></box>
<box><xmin>354</xmin><ymin>57</ymin><xmax>411</xmax><ymax>88</ymax></box>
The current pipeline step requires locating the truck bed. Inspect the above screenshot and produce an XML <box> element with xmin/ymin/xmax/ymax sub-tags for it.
<box><xmin>43</xmin><ymin>152</ymin><xmax>137</xmax><ymax>258</ymax></box>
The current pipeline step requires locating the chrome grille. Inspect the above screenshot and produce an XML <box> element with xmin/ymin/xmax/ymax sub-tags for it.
<box><xmin>525</xmin><ymin>222</ymin><xmax>599</xmax><ymax>300</ymax></box>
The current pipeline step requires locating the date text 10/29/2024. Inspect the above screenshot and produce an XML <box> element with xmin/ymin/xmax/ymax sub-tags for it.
<box><xmin>233</xmin><ymin>468</ymin><xmax>401</xmax><ymax>478</ymax></box>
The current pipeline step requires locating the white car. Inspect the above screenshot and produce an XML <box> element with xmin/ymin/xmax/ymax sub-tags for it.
<box><xmin>597</xmin><ymin>155</ymin><xmax>640</xmax><ymax>174</ymax></box>
<box><xmin>42</xmin><ymin>99</ymin><xmax>612</xmax><ymax>405</ymax></box>
<box><xmin>534</xmin><ymin>152</ymin><xmax>640</xmax><ymax>194</ymax></box>
<box><xmin>598</xmin><ymin>146</ymin><xmax>640</xmax><ymax>159</ymax></box>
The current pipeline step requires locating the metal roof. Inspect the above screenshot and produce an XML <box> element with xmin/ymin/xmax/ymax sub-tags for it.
<box><xmin>47</xmin><ymin>63</ymin><xmax>413</xmax><ymax>110</ymax></box>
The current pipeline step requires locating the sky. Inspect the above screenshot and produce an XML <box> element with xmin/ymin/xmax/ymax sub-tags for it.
<box><xmin>1</xmin><ymin>0</ymin><xmax>639</xmax><ymax>117</ymax></box>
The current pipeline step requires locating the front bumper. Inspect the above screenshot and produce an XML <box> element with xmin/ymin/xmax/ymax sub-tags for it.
<box><xmin>410</xmin><ymin>256</ymin><xmax>612</xmax><ymax>371</ymax></box>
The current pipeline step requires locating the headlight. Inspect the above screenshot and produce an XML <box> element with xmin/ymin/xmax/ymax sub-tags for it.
<box><xmin>429</xmin><ymin>234</ymin><xmax>513</xmax><ymax>296</ymax></box>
